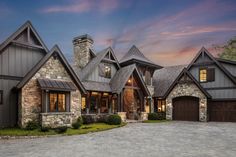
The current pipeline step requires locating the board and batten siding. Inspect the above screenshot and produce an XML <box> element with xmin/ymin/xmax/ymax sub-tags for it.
<box><xmin>0</xmin><ymin>44</ymin><xmax>45</xmax><ymax>77</ymax></box>
<box><xmin>189</xmin><ymin>64</ymin><xmax>236</xmax><ymax>99</ymax></box>
<box><xmin>86</xmin><ymin>62</ymin><xmax>117</xmax><ymax>83</ymax></box>
<box><xmin>0</xmin><ymin>44</ymin><xmax>46</xmax><ymax>127</ymax></box>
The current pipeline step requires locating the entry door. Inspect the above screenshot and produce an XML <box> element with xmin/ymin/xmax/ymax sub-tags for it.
<box><xmin>123</xmin><ymin>89</ymin><xmax>140</xmax><ymax>120</ymax></box>
<box><xmin>173</xmin><ymin>96</ymin><xmax>199</xmax><ymax>121</ymax></box>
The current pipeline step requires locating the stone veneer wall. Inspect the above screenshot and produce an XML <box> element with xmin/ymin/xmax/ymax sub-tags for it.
<box><xmin>19</xmin><ymin>56</ymin><xmax>81</xmax><ymax>128</ymax></box>
<box><xmin>147</xmin><ymin>85</ymin><xmax>154</xmax><ymax>113</ymax></box>
<box><xmin>166</xmin><ymin>82</ymin><xmax>207</xmax><ymax>122</ymax></box>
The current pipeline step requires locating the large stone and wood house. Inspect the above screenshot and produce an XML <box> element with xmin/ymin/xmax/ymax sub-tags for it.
<box><xmin>0</xmin><ymin>21</ymin><xmax>235</xmax><ymax>128</ymax></box>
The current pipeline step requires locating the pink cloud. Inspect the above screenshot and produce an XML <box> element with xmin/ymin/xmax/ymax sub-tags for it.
<box><xmin>41</xmin><ymin>0</ymin><xmax>122</xmax><ymax>14</ymax></box>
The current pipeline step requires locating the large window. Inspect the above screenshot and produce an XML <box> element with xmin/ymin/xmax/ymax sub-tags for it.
<box><xmin>199</xmin><ymin>68</ymin><xmax>215</xmax><ymax>83</ymax></box>
<box><xmin>157</xmin><ymin>100</ymin><xmax>166</xmax><ymax>112</ymax></box>
<box><xmin>0</xmin><ymin>90</ymin><xmax>3</xmax><ymax>105</ymax></box>
<box><xmin>99</xmin><ymin>63</ymin><xmax>111</xmax><ymax>78</ymax></box>
<box><xmin>49</xmin><ymin>92</ymin><xmax>66</xmax><ymax>112</ymax></box>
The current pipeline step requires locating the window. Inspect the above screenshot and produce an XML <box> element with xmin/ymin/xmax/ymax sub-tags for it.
<box><xmin>49</xmin><ymin>92</ymin><xmax>66</xmax><ymax>112</ymax></box>
<box><xmin>99</xmin><ymin>63</ymin><xmax>111</xmax><ymax>78</ymax></box>
<box><xmin>81</xmin><ymin>97</ymin><xmax>86</xmax><ymax>113</ymax></box>
<box><xmin>0</xmin><ymin>90</ymin><xmax>3</xmax><ymax>105</ymax></box>
<box><xmin>199</xmin><ymin>69</ymin><xmax>207</xmax><ymax>82</ymax></box>
<box><xmin>199</xmin><ymin>68</ymin><xmax>215</xmax><ymax>82</ymax></box>
<box><xmin>157</xmin><ymin>100</ymin><xmax>166</xmax><ymax>112</ymax></box>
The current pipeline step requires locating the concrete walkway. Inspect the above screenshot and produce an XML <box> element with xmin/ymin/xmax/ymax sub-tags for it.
<box><xmin>0</xmin><ymin>122</ymin><xmax>236</xmax><ymax>157</ymax></box>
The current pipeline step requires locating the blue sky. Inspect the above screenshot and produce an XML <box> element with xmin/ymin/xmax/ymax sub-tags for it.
<box><xmin>0</xmin><ymin>0</ymin><xmax>236</xmax><ymax>66</ymax></box>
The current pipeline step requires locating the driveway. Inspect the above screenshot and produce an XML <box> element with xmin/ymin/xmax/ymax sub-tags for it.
<box><xmin>0</xmin><ymin>122</ymin><xmax>235</xmax><ymax>157</ymax></box>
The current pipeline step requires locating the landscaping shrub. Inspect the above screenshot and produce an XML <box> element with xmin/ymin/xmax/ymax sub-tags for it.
<box><xmin>157</xmin><ymin>112</ymin><xmax>166</xmax><ymax>120</ymax></box>
<box><xmin>77</xmin><ymin>116</ymin><xmax>83</xmax><ymax>125</ymax></box>
<box><xmin>72</xmin><ymin>122</ymin><xmax>81</xmax><ymax>129</ymax></box>
<box><xmin>107</xmin><ymin>115</ymin><xmax>121</xmax><ymax>125</ymax></box>
<box><xmin>82</xmin><ymin>115</ymin><xmax>95</xmax><ymax>124</ymax></box>
<box><xmin>148</xmin><ymin>113</ymin><xmax>166</xmax><ymax>120</ymax></box>
<box><xmin>40</xmin><ymin>127</ymin><xmax>50</xmax><ymax>132</ymax></box>
<box><xmin>148</xmin><ymin>113</ymin><xmax>158</xmax><ymax>120</ymax></box>
<box><xmin>25</xmin><ymin>121</ymin><xmax>39</xmax><ymax>130</ymax></box>
<box><xmin>54</xmin><ymin>126</ymin><xmax>67</xmax><ymax>134</ymax></box>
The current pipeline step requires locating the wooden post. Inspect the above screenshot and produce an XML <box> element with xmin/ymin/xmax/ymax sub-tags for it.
<box><xmin>86</xmin><ymin>92</ymin><xmax>90</xmax><ymax>114</ymax></box>
<box><xmin>108</xmin><ymin>94</ymin><xmax>112</xmax><ymax>114</ymax></box>
<box><xmin>120</xmin><ymin>90</ymin><xmax>124</xmax><ymax>112</ymax></box>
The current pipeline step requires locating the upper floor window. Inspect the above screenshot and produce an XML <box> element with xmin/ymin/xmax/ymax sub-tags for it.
<box><xmin>199</xmin><ymin>68</ymin><xmax>215</xmax><ymax>83</ymax></box>
<box><xmin>99</xmin><ymin>63</ymin><xmax>111</xmax><ymax>78</ymax></box>
<box><xmin>49</xmin><ymin>92</ymin><xmax>67</xmax><ymax>112</ymax></box>
<box><xmin>0</xmin><ymin>90</ymin><xmax>3</xmax><ymax>105</ymax></box>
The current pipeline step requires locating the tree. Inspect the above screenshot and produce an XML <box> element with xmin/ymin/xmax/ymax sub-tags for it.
<box><xmin>218</xmin><ymin>37</ymin><xmax>236</xmax><ymax>61</ymax></box>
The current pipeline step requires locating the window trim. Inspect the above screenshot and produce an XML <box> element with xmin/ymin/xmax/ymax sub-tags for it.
<box><xmin>0</xmin><ymin>90</ymin><xmax>3</xmax><ymax>105</ymax></box>
<box><xmin>48</xmin><ymin>91</ymin><xmax>68</xmax><ymax>112</ymax></box>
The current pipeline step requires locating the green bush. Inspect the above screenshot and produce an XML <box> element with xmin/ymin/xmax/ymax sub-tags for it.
<box><xmin>82</xmin><ymin>115</ymin><xmax>95</xmax><ymax>124</ymax></box>
<box><xmin>25</xmin><ymin>121</ymin><xmax>39</xmax><ymax>130</ymax></box>
<box><xmin>54</xmin><ymin>126</ymin><xmax>67</xmax><ymax>134</ymax></box>
<box><xmin>72</xmin><ymin>122</ymin><xmax>81</xmax><ymax>129</ymax></box>
<box><xmin>148</xmin><ymin>113</ymin><xmax>166</xmax><ymax>120</ymax></box>
<box><xmin>77</xmin><ymin>116</ymin><xmax>83</xmax><ymax>125</ymax></box>
<box><xmin>148</xmin><ymin>113</ymin><xmax>158</xmax><ymax>120</ymax></box>
<box><xmin>40</xmin><ymin>127</ymin><xmax>50</xmax><ymax>132</ymax></box>
<box><xmin>107</xmin><ymin>115</ymin><xmax>122</xmax><ymax>125</ymax></box>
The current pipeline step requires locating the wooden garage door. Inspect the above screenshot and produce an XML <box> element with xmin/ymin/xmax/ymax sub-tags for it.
<box><xmin>209</xmin><ymin>101</ymin><xmax>236</xmax><ymax>122</ymax></box>
<box><xmin>173</xmin><ymin>96</ymin><xmax>199</xmax><ymax>121</ymax></box>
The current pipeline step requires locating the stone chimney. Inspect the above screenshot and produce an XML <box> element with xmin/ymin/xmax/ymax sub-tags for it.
<box><xmin>73</xmin><ymin>34</ymin><xmax>94</xmax><ymax>69</ymax></box>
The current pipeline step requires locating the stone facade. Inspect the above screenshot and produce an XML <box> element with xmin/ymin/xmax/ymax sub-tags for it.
<box><xmin>41</xmin><ymin>113</ymin><xmax>73</xmax><ymax>128</ymax></box>
<box><xmin>117</xmin><ymin>112</ymin><xmax>127</xmax><ymax>122</ymax></box>
<box><xmin>73</xmin><ymin>37</ymin><xmax>93</xmax><ymax>69</ymax></box>
<box><xmin>147</xmin><ymin>85</ymin><xmax>155</xmax><ymax>113</ymax></box>
<box><xmin>140</xmin><ymin>112</ymin><xmax>148</xmax><ymax>121</ymax></box>
<box><xmin>19</xmin><ymin>56</ymin><xmax>82</xmax><ymax>128</ymax></box>
<box><xmin>166</xmin><ymin>79</ymin><xmax>207</xmax><ymax>122</ymax></box>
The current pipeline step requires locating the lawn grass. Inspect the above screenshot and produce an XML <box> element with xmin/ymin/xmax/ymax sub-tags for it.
<box><xmin>0</xmin><ymin>123</ymin><xmax>126</xmax><ymax>137</ymax></box>
<box><xmin>142</xmin><ymin>120</ymin><xmax>169</xmax><ymax>123</ymax></box>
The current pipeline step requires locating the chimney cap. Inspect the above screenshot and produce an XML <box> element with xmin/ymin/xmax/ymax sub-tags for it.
<box><xmin>73</xmin><ymin>34</ymin><xmax>93</xmax><ymax>43</ymax></box>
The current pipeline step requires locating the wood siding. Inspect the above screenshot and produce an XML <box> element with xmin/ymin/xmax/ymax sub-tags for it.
<box><xmin>0</xmin><ymin>79</ymin><xmax>19</xmax><ymax>127</ymax></box>
<box><xmin>189</xmin><ymin>64</ymin><xmax>236</xmax><ymax>99</ymax></box>
<box><xmin>0</xmin><ymin>44</ymin><xmax>45</xmax><ymax>127</ymax></box>
<box><xmin>0</xmin><ymin>44</ymin><xmax>45</xmax><ymax>77</ymax></box>
<box><xmin>86</xmin><ymin>62</ymin><xmax>117</xmax><ymax>82</ymax></box>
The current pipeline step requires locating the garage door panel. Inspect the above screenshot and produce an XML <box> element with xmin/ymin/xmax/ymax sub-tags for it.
<box><xmin>210</xmin><ymin>101</ymin><xmax>236</xmax><ymax>122</ymax></box>
<box><xmin>173</xmin><ymin>97</ymin><xmax>199</xmax><ymax>121</ymax></box>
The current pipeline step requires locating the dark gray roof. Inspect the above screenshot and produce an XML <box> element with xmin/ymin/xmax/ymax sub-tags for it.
<box><xmin>16</xmin><ymin>45</ymin><xmax>86</xmax><ymax>94</ymax></box>
<box><xmin>153</xmin><ymin>65</ymin><xmax>186</xmax><ymax>97</ymax></box>
<box><xmin>110</xmin><ymin>64</ymin><xmax>150</xmax><ymax>96</ymax></box>
<box><xmin>38</xmin><ymin>78</ymin><xmax>77</xmax><ymax>91</ymax></box>
<box><xmin>119</xmin><ymin>45</ymin><xmax>161</xmax><ymax>68</ymax></box>
<box><xmin>82</xmin><ymin>81</ymin><xmax>111</xmax><ymax>92</ymax></box>
<box><xmin>76</xmin><ymin>47</ymin><xmax>120</xmax><ymax>81</ymax></box>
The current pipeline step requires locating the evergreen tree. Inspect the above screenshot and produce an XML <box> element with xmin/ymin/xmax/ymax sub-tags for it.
<box><xmin>218</xmin><ymin>37</ymin><xmax>236</xmax><ymax>61</ymax></box>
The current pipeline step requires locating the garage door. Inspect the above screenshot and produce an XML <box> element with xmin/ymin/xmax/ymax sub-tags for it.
<box><xmin>173</xmin><ymin>96</ymin><xmax>199</xmax><ymax>121</ymax></box>
<box><xmin>209</xmin><ymin>101</ymin><xmax>236</xmax><ymax>122</ymax></box>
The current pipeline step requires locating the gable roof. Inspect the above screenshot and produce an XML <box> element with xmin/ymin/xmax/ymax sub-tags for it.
<box><xmin>77</xmin><ymin>47</ymin><xmax>120</xmax><ymax>81</ymax></box>
<box><xmin>0</xmin><ymin>20</ymin><xmax>48</xmax><ymax>53</ymax></box>
<box><xmin>164</xmin><ymin>68</ymin><xmax>211</xmax><ymax>99</ymax></box>
<box><xmin>119</xmin><ymin>45</ymin><xmax>162</xmax><ymax>69</ymax></box>
<box><xmin>82</xmin><ymin>81</ymin><xmax>111</xmax><ymax>92</ymax></box>
<box><xmin>16</xmin><ymin>45</ymin><xmax>86</xmax><ymax>94</ymax></box>
<box><xmin>187</xmin><ymin>47</ymin><xmax>236</xmax><ymax>84</ymax></box>
<box><xmin>110</xmin><ymin>64</ymin><xmax>150</xmax><ymax>96</ymax></box>
<box><xmin>153</xmin><ymin>65</ymin><xmax>186</xmax><ymax>97</ymax></box>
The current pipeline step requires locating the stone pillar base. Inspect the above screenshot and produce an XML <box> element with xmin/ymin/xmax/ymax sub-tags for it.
<box><xmin>140</xmin><ymin>112</ymin><xmax>148</xmax><ymax>121</ymax></box>
<box><xmin>117</xmin><ymin>112</ymin><xmax>126</xmax><ymax>122</ymax></box>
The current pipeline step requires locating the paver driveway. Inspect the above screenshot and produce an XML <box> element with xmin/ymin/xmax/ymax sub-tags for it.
<box><xmin>0</xmin><ymin>121</ymin><xmax>236</xmax><ymax>157</ymax></box>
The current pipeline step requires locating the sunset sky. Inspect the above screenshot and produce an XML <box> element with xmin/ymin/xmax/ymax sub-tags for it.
<box><xmin>0</xmin><ymin>0</ymin><xmax>236</xmax><ymax>66</ymax></box>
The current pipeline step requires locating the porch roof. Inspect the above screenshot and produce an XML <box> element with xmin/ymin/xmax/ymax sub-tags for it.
<box><xmin>82</xmin><ymin>81</ymin><xmax>111</xmax><ymax>92</ymax></box>
<box><xmin>38</xmin><ymin>78</ymin><xmax>77</xmax><ymax>91</ymax></box>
